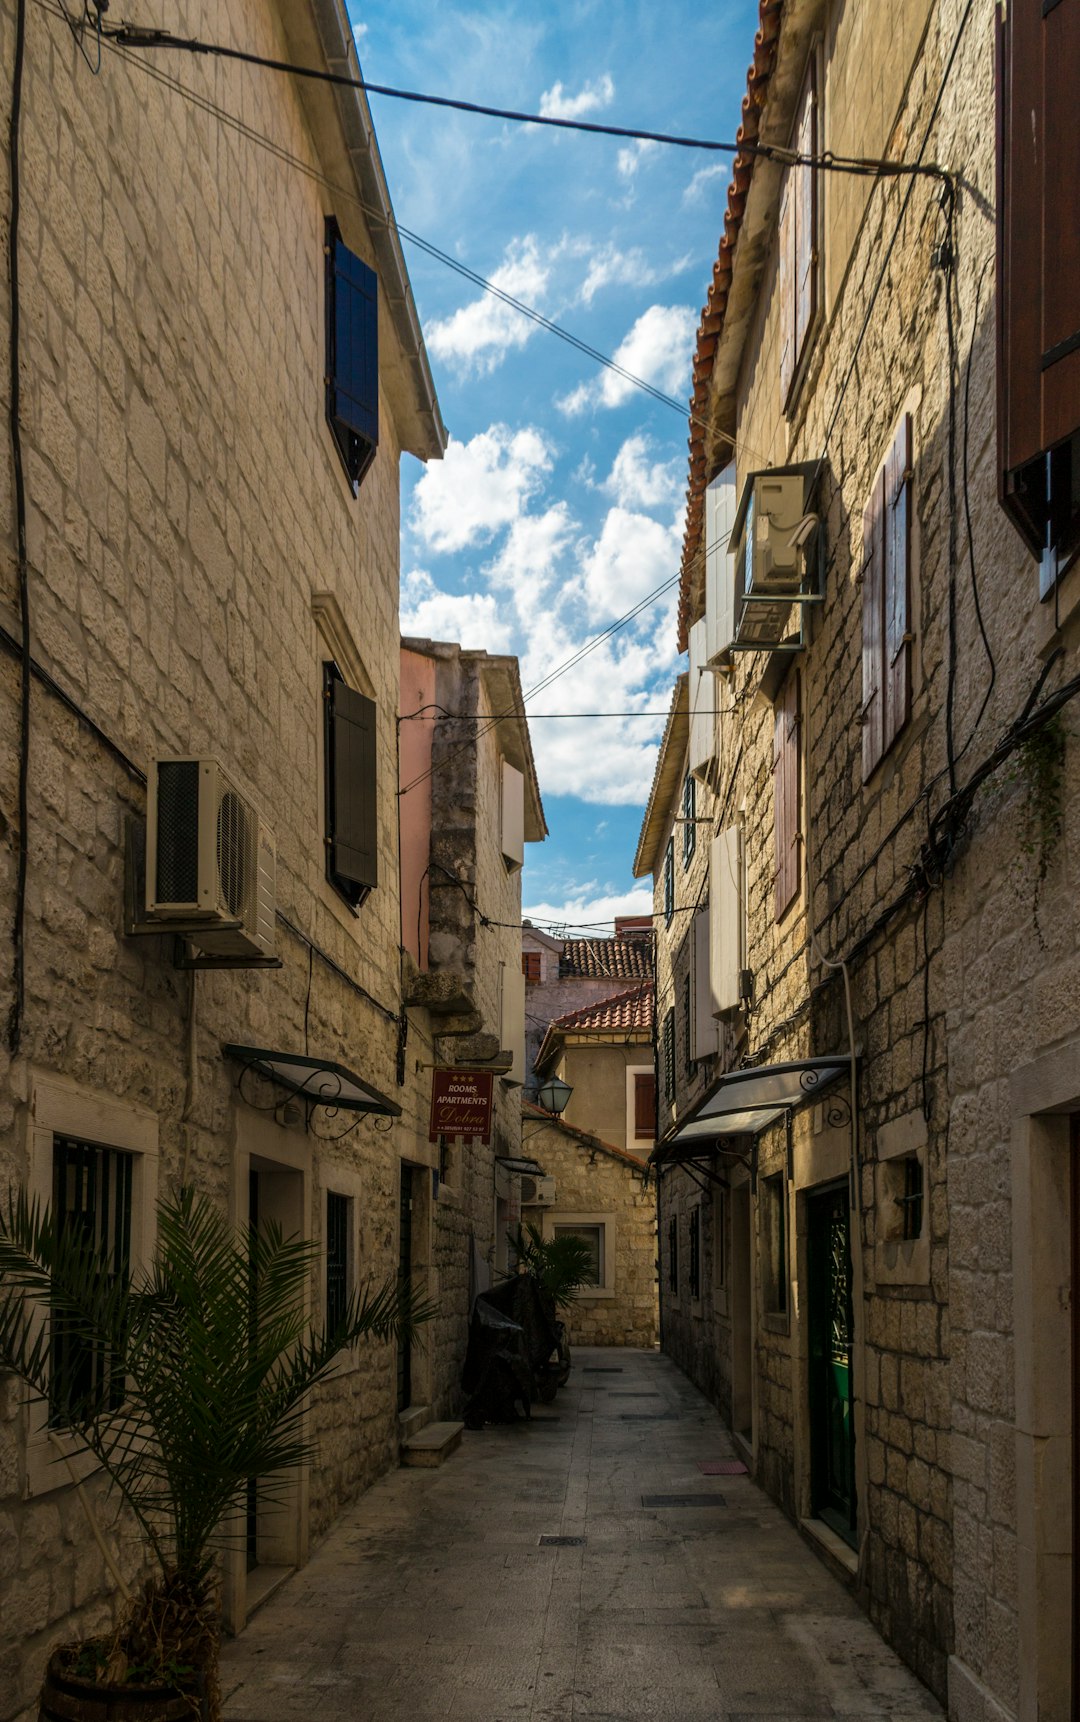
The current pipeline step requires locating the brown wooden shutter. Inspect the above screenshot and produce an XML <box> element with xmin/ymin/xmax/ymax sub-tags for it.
<box><xmin>794</xmin><ymin>61</ymin><xmax>818</xmax><ymax>373</ymax></box>
<box><xmin>326</xmin><ymin>671</ymin><xmax>378</xmax><ymax>900</ymax></box>
<box><xmin>778</xmin><ymin>171</ymin><xmax>794</xmax><ymax>406</ymax></box>
<box><xmin>883</xmin><ymin>413</ymin><xmax>912</xmax><ymax>753</ymax></box>
<box><xmin>861</xmin><ymin>475</ymin><xmax>885</xmax><ymax>779</ymax></box>
<box><xmin>634</xmin><ymin>1072</ymin><xmax>655</xmax><ymax>1139</ymax></box>
<box><xmin>997</xmin><ymin>0</ymin><xmax>1080</xmax><ymax>546</ymax></box>
<box><xmin>773</xmin><ymin>674</ymin><xmax>800</xmax><ymax>919</ymax></box>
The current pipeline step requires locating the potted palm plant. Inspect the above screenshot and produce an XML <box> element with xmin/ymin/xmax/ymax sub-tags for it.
<box><xmin>0</xmin><ymin>1185</ymin><xmax>435</xmax><ymax>1721</ymax></box>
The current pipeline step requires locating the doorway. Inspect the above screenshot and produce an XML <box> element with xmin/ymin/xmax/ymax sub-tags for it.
<box><xmin>1072</xmin><ymin>1114</ymin><xmax>1079</xmax><ymax>1721</ymax></box>
<box><xmin>246</xmin><ymin>1158</ymin><xmax>304</xmax><ymax>1580</ymax></box>
<box><xmin>398</xmin><ymin>1163</ymin><xmax>414</xmax><ymax>1413</ymax></box>
<box><xmin>807</xmin><ymin>1181</ymin><xmax>857</xmax><ymax>1547</ymax></box>
<box><xmin>730</xmin><ymin>1180</ymin><xmax>753</xmax><ymax>1445</ymax></box>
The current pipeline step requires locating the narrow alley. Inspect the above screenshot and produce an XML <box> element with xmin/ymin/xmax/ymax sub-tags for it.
<box><xmin>221</xmin><ymin>1349</ymin><xmax>941</xmax><ymax>1722</ymax></box>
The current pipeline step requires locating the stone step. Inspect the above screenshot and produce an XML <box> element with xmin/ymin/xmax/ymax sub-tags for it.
<box><xmin>398</xmin><ymin>1403</ymin><xmax>430</xmax><ymax>1441</ymax></box>
<box><xmin>401</xmin><ymin>1421</ymin><xmax>464</xmax><ymax>1468</ymax></box>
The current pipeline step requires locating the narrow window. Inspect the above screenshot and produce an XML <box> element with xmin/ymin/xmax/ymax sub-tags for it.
<box><xmin>324</xmin><ymin>662</ymin><xmax>378</xmax><ymax>908</ymax></box>
<box><xmin>688</xmin><ymin>1207</ymin><xmax>701</xmax><ymax>1300</ymax></box>
<box><xmin>900</xmin><ymin>1157</ymin><xmax>924</xmax><ymax>1242</ymax></box>
<box><xmin>683</xmin><ymin>973</ymin><xmax>693</xmax><ymax>1078</ymax></box>
<box><xmin>779</xmin><ymin>54</ymin><xmax>821</xmax><ymax>410</ymax></box>
<box><xmin>663</xmin><ymin>837</ymin><xmax>675</xmax><ymax>926</ymax></box>
<box><xmin>522</xmin><ymin>951</ymin><xmax>542</xmax><ymax>984</ymax></box>
<box><xmin>325</xmin><ymin>1191</ymin><xmax>351</xmax><ymax>1330</ymax></box>
<box><xmin>634</xmin><ymin>1072</ymin><xmax>656</xmax><ymax>1141</ymax></box>
<box><xmin>325</xmin><ymin>217</ymin><xmax>379</xmax><ymax>492</ymax></box>
<box><xmin>772</xmin><ymin>672</ymin><xmax>801</xmax><ymax>920</ymax></box>
<box><xmin>682</xmin><ymin>772</ymin><xmax>696</xmax><ymax>867</ymax></box>
<box><xmin>862</xmin><ymin>414</ymin><xmax>913</xmax><ymax>778</ymax></box>
<box><xmin>554</xmin><ymin>1223</ymin><xmax>603</xmax><ymax>1287</ymax></box>
<box><xmin>668</xmin><ymin>1214</ymin><xmax>679</xmax><ymax>1294</ymax></box>
<box><xmin>662</xmin><ymin>1007</ymin><xmax>676</xmax><ymax>1105</ymax></box>
<box><xmin>50</xmin><ymin>1139</ymin><xmax>133</xmax><ymax>1427</ymax></box>
<box><xmin>761</xmin><ymin>1174</ymin><xmax>788</xmax><ymax>1316</ymax></box>
<box><xmin>715</xmin><ymin>1187</ymin><xmax>729</xmax><ymax>1289</ymax></box>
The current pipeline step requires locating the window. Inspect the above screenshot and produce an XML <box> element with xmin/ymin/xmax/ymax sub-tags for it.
<box><xmin>862</xmin><ymin>414</ymin><xmax>913</xmax><ymax>777</ymax></box>
<box><xmin>324</xmin><ymin>661</ymin><xmax>377</xmax><ymax>908</ymax></box>
<box><xmin>880</xmin><ymin>1154</ymin><xmax>924</xmax><ymax>1243</ymax></box>
<box><xmin>682</xmin><ymin>772</ymin><xmax>696</xmax><ymax>867</ymax></box>
<box><xmin>683</xmin><ymin>973</ymin><xmax>693</xmax><ymax>1078</ymax></box>
<box><xmin>663</xmin><ymin>837</ymin><xmax>675</xmax><ymax>925</ymax></box>
<box><xmin>662</xmin><ymin>1007</ymin><xmax>676</xmax><ymax>1106</ymax></box>
<box><xmin>772</xmin><ymin>672</ymin><xmax>801</xmax><ymax>920</ymax></box>
<box><xmin>325</xmin><ymin>217</ymin><xmax>378</xmax><ymax>492</ymax></box>
<box><xmin>555</xmin><ymin>1223</ymin><xmax>603</xmax><ymax>1287</ymax></box>
<box><xmin>50</xmin><ymin>1139</ymin><xmax>133</xmax><ymax>1427</ymax></box>
<box><xmin>633</xmin><ymin>1071</ymin><xmax>655</xmax><ymax>1141</ymax></box>
<box><xmin>779</xmin><ymin>54</ymin><xmax>821</xmax><ymax>410</ymax></box>
<box><xmin>667</xmin><ymin>1214</ymin><xmax>679</xmax><ymax>1294</ymax></box>
<box><xmin>325</xmin><ymin>1191</ymin><xmax>351</xmax><ymax>1330</ymax></box>
<box><xmin>522</xmin><ymin>951</ymin><xmax>542</xmax><ymax>984</ymax></box>
<box><xmin>715</xmin><ymin>1187</ymin><xmax>729</xmax><ymax>1290</ymax></box>
<box><xmin>688</xmin><ymin>1206</ymin><xmax>701</xmax><ymax>1301</ymax></box>
<box><xmin>761</xmin><ymin>1174</ymin><xmax>788</xmax><ymax>1317</ymax></box>
<box><xmin>996</xmin><ymin>3</ymin><xmax>1080</xmax><ymax>581</ymax></box>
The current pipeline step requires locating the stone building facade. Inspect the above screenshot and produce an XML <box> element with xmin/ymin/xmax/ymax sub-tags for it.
<box><xmin>520</xmin><ymin>923</ymin><xmax>653</xmax><ymax>1097</ymax></box>
<box><xmin>521</xmin><ymin>1103</ymin><xmax>657</xmax><ymax>1350</ymax></box>
<box><xmin>638</xmin><ymin>0</ymin><xmax>1080</xmax><ymax>1715</ymax></box>
<box><xmin>0</xmin><ymin>1</ymin><xmax>537</xmax><ymax>1713</ymax></box>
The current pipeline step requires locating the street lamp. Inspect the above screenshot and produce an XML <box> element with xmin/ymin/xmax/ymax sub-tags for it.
<box><xmin>536</xmin><ymin>1075</ymin><xmax>573</xmax><ymax>1117</ymax></box>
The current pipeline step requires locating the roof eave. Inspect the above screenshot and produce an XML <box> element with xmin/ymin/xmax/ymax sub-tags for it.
<box><xmin>632</xmin><ymin>675</ymin><xmax>690</xmax><ymax>878</ymax></box>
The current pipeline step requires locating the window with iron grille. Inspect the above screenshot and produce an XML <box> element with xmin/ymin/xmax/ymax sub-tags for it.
<box><xmin>50</xmin><ymin>1139</ymin><xmax>133</xmax><ymax>1428</ymax></box>
<box><xmin>325</xmin><ymin>1191</ymin><xmax>351</xmax><ymax>1331</ymax></box>
<box><xmin>682</xmin><ymin>973</ymin><xmax>693</xmax><ymax>1078</ymax></box>
<box><xmin>325</xmin><ymin>217</ymin><xmax>379</xmax><ymax>492</ymax></box>
<box><xmin>688</xmin><ymin>1207</ymin><xmax>701</xmax><ymax>1300</ymax></box>
<box><xmin>715</xmin><ymin>1186</ymin><xmax>728</xmax><ymax>1289</ymax></box>
<box><xmin>761</xmin><ymin>1174</ymin><xmax>788</xmax><ymax>1317</ymax></box>
<box><xmin>901</xmin><ymin>1157</ymin><xmax>923</xmax><ymax>1242</ymax></box>
<box><xmin>663</xmin><ymin>838</ymin><xmax>675</xmax><ymax>925</ymax></box>
<box><xmin>668</xmin><ymin>1214</ymin><xmax>679</xmax><ymax>1294</ymax></box>
<box><xmin>682</xmin><ymin>773</ymin><xmax>696</xmax><ymax>867</ymax></box>
<box><xmin>662</xmin><ymin>1007</ymin><xmax>675</xmax><ymax>1104</ymax></box>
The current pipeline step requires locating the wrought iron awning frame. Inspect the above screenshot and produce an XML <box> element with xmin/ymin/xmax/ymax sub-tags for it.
<box><xmin>223</xmin><ymin>1043</ymin><xmax>402</xmax><ymax>1118</ymax></box>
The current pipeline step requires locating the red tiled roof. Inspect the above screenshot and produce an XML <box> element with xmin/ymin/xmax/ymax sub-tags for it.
<box><xmin>678</xmin><ymin>0</ymin><xmax>784</xmax><ymax>651</ymax></box>
<box><xmin>550</xmin><ymin>983</ymin><xmax>654</xmax><ymax>1036</ymax></box>
<box><xmin>559</xmin><ymin>936</ymin><xmax>652</xmax><ymax>981</ymax></box>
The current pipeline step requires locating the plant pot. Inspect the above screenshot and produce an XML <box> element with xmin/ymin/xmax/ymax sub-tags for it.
<box><xmin>39</xmin><ymin>1651</ymin><xmax>208</xmax><ymax>1722</ymax></box>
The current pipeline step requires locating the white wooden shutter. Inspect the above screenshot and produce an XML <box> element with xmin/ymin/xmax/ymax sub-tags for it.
<box><xmin>709</xmin><ymin>824</ymin><xmax>744</xmax><ymax>1015</ymax></box>
<box><xmin>692</xmin><ymin>905</ymin><xmax>719</xmax><ymax>1060</ymax></box>
<box><xmin>500</xmin><ymin>961</ymin><xmax>526</xmax><ymax>1086</ymax></box>
<box><xmin>705</xmin><ymin>469</ymin><xmax>738</xmax><ymax>663</ymax></box>
<box><xmin>688</xmin><ymin>619</ymin><xmax>716</xmax><ymax>780</ymax></box>
<box><xmin>501</xmin><ymin>761</ymin><xmax>524</xmax><ymax>870</ymax></box>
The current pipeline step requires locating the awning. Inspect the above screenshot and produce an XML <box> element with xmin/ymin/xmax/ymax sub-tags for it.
<box><xmin>495</xmin><ymin>1156</ymin><xmax>547</xmax><ymax>1177</ymax></box>
<box><xmin>650</xmin><ymin>1056</ymin><xmax>851</xmax><ymax>1169</ymax></box>
<box><xmin>223</xmin><ymin>1044</ymin><xmax>402</xmax><ymax>1116</ymax></box>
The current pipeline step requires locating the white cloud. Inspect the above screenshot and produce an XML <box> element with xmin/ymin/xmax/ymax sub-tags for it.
<box><xmin>682</xmin><ymin>161</ymin><xmax>729</xmax><ymax>206</ymax></box>
<box><xmin>578</xmin><ymin>243</ymin><xmax>693</xmax><ymax>305</ymax></box>
<box><xmin>602</xmin><ymin>435</ymin><xmax>682</xmax><ymax>509</ymax></box>
<box><xmin>351</xmin><ymin>20</ymin><xmax>368</xmax><ymax>53</ymax></box>
<box><xmin>539</xmin><ymin>73</ymin><xmax>614</xmax><ymax>121</ymax></box>
<box><xmin>522</xmin><ymin>887</ymin><xmax>655</xmax><ymax>933</ymax></box>
<box><xmin>577</xmin><ymin>506</ymin><xmax>681</xmax><ymax>621</ymax></box>
<box><xmin>410</xmin><ymin>425</ymin><xmax>553</xmax><ymax>554</ymax></box>
<box><xmin>616</xmin><ymin>138</ymin><xmax>659</xmax><ymax>180</ymax></box>
<box><xmin>484</xmin><ymin>504</ymin><xmax>575</xmax><ymax>605</ymax></box>
<box><xmin>400</xmin><ymin>570</ymin><xmax>515</xmax><ymax>652</ymax></box>
<box><xmin>426</xmin><ymin>237</ymin><xmax>549</xmax><ymax>376</ymax></box>
<box><xmin>556</xmin><ymin>304</ymin><xmax>696</xmax><ymax>416</ymax></box>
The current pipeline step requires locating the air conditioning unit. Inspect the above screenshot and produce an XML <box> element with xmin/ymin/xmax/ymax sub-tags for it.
<box><xmin>743</xmin><ymin>473</ymin><xmax>806</xmax><ymax>595</ymax></box>
<box><xmin>520</xmin><ymin>1174</ymin><xmax>556</xmax><ymax>1206</ymax></box>
<box><xmin>145</xmin><ymin>758</ymin><xmax>276</xmax><ymax>960</ymax></box>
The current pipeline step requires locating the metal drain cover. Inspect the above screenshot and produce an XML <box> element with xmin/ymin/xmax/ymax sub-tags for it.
<box><xmin>539</xmin><ymin>1535</ymin><xmax>586</xmax><ymax>1546</ymax></box>
<box><xmin>618</xmin><ymin>1412</ymin><xmax>677</xmax><ymax>1421</ymax></box>
<box><xmin>641</xmin><ymin>1493</ymin><xmax>728</xmax><ymax>1508</ymax></box>
<box><xmin>697</xmin><ymin>1459</ymin><xmax>747</xmax><ymax>1475</ymax></box>
<box><xmin>607</xmin><ymin>1391</ymin><xmax>662</xmax><ymax>1398</ymax></box>
<box><xmin>583</xmin><ymin>1367</ymin><xmax>623</xmax><ymax>1373</ymax></box>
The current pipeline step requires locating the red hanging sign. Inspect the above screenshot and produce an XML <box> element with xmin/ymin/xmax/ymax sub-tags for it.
<box><xmin>428</xmin><ymin>1069</ymin><xmax>494</xmax><ymax>1143</ymax></box>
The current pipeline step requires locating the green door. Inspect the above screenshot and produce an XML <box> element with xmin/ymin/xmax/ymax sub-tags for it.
<box><xmin>807</xmin><ymin>1182</ymin><xmax>856</xmax><ymax>1546</ymax></box>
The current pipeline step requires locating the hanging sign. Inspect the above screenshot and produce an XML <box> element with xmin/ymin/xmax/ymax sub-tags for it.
<box><xmin>428</xmin><ymin>1069</ymin><xmax>494</xmax><ymax>1143</ymax></box>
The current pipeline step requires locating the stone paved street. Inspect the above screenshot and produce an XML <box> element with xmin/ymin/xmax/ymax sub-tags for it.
<box><xmin>221</xmin><ymin>1348</ymin><xmax>942</xmax><ymax>1721</ymax></box>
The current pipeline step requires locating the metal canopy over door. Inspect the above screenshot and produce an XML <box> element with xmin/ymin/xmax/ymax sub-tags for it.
<box><xmin>397</xmin><ymin>1164</ymin><xmax>413</xmax><ymax>1413</ymax></box>
<box><xmin>807</xmin><ymin>1181</ymin><xmax>856</xmax><ymax>1547</ymax></box>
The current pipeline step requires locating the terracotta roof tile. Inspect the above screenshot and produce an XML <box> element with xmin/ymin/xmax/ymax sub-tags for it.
<box><xmin>558</xmin><ymin>936</ymin><xmax>652</xmax><ymax>981</ymax></box>
<box><xmin>678</xmin><ymin>0</ymin><xmax>784</xmax><ymax>651</ymax></box>
<box><xmin>550</xmin><ymin>984</ymin><xmax>654</xmax><ymax>1036</ymax></box>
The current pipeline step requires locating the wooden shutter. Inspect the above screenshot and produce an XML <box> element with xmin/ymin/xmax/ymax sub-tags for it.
<box><xmin>326</xmin><ymin>219</ymin><xmax>379</xmax><ymax>488</ymax></box>
<box><xmin>861</xmin><ymin>476</ymin><xmax>885</xmax><ymax>779</ymax></box>
<box><xmin>778</xmin><ymin>172</ymin><xmax>794</xmax><ymax>405</ymax></box>
<box><xmin>773</xmin><ymin>674</ymin><xmax>800</xmax><ymax>919</ymax></box>
<box><xmin>883</xmin><ymin>413</ymin><xmax>912</xmax><ymax>753</ymax></box>
<box><xmin>634</xmin><ymin>1072</ymin><xmax>655</xmax><ymax>1139</ymax></box>
<box><xmin>522</xmin><ymin>952</ymin><xmax>541</xmax><ymax>984</ymax></box>
<box><xmin>326</xmin><ymin>670</ymin><xmax>378</xmax><ymax>899</ymax></box>
<box><xmin>997</xmin><ymin>1</ymin><xmax>1080</xmax><ymax>547</ymax></box>
<box><xmin>794</xmin><ymin>60</ymin><xmax>818</xmax><ymax>373</ymax></box>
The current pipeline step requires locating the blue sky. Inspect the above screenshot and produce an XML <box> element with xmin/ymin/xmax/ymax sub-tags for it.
<box><xmin>350</xmin><ymin>1</ymin><xmax>760</xmax><ymax>932</ymax></box>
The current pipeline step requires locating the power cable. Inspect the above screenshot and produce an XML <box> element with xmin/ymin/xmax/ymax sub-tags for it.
<box><xmin>6</xmin><ymin>0</ymin><xmax>29</xmax><ymax>1056</ymax></box>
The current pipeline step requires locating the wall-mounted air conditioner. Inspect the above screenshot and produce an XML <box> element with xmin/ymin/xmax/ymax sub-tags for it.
<box><xmin>728</xmin><ymin>464</ymin><xmax>820</xmax><ymax>652</ymax></box>
<box><xmin>520</xmin><ymin>1174</ymin><xmax>556</xmax><ymax>1206</ymax></box>
<box><xmin>145</xmin><ymin>758</ymin><xmax>276</xmax><ymax>960</ymax></box>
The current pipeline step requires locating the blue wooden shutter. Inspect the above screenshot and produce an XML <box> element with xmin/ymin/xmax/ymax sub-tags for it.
<box><xmin>325</xmin><ymin>667</ymin><xmax>378</xmax><ymax>901</ymax></box>
<box><xmin>325</xmin><ymin>219</ymin><xmax>379</xmax><ymax>490</ymax></box>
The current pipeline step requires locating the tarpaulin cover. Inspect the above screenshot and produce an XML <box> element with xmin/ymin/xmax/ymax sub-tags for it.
<box><xmin>461</xmin><ymin>1274</ymin><xmax>560</xmax><ymax>1427</ymax></box>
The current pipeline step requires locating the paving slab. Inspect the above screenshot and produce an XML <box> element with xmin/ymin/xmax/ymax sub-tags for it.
<box><xmin>221</xmin><ymin>1346</ymin><xmax>942</xmax><ymax>1721</ymax></box>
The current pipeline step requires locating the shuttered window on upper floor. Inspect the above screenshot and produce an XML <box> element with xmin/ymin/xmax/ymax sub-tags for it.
<box><xmin>634</xmin><ymin>1071</ymin><xmax>656</xmax><ymax>1140</ymax></box>
<box><xmin>772</xmin><ymin>671</ymin><xmax>801</xmax><ymax>921</ymax></box>
<box><xmin>996</xmin><ymin>0</ymin><xmax>1080</xmax><ymax>584</ymax></box>
<box><xmin>779</xmin><ymin>52</ymin><xmax>821</xmax><ymax>413</ymax></box>
<box><xmin>861</xmin><ymin>414</ymin><xmax>912</xmax><ymax>779</ymax></box>
<box><xmin>324</xmin><ymin>662</ymin><xmax>378</xmax><ymax>908</ymax></box>
<box><xmin>325</xmin><ymin>217</ymin><xmax>379</xmax><ymax>494</ymax></box>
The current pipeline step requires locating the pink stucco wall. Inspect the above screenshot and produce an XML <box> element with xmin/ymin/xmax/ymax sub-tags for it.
<box><xmin>399</xmin><ymin>648</ymin><xmax>436</xmax><ymax>967</ymax></box>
